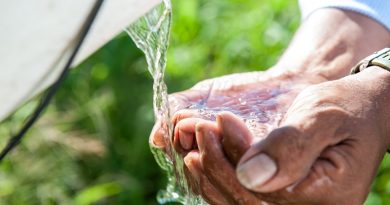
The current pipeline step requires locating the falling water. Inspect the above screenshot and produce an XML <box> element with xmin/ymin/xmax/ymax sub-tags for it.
<box><xmin>126</xmin><ymin>1</ymin><xmax>207</xmax><ymax>204</ymax></box>
<box><xmin>126</xmin><ymin>0</ymin><xmax>289</xmax><ymax>204</ymax></box>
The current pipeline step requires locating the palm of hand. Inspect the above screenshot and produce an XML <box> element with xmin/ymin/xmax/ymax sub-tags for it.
<box><xmin>150</xmin><ymin>70</ymin><xmax>316</xmax><ymax>149</ymax></box>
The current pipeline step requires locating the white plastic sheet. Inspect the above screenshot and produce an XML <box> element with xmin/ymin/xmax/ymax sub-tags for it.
<box><xmin>0</xmin><ymin>0</ymin><xmax>161</xmax><ymax>121</ymax></box>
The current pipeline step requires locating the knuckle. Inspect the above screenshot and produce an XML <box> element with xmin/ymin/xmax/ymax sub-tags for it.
<box><xmin>268</xmin><ymin>127</ymin><xmax>308</xmax><ymax>164</ymax></box>
<box><xmin>172</xmin><ymin>110</ymin><xmax>200</xmax><ymax>125</ymax></box>
<box><xmin>311</xmin><ymin>105</ymin><xmax>348</xmax><ymax>120</ymax></box>
<box><xmin>297</xmin><ymin>84</ymin><xmax>324</xmax><ymax>99</ymax></box>
<box><xmin>172</xmin><ymin>111</ymin><xmax>185</xmax><ymax>125</ymax></box>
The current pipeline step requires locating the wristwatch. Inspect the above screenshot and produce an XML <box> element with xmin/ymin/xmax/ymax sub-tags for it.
<box><xmin>350</xmin><ymin>48</ymin><xmax>390</xmax><ymax>74</ymax></box>
<box><xmin>350</xmin><ymin>48</ymin><xmax>390</xmax><ymax>153</ymax></box>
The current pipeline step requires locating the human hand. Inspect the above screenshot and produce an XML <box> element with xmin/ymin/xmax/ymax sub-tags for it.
<box><xmin>231</xmin><ymin>66</ymin><xmax>390</xmax><ymax>204</ymax></box>
<box><xmin>179</xmin><ymin>66</ymin><xmax>390</xmax><ymax>205</ymax></box>
<box><xmin>155</xmin><ymin>68</ymin><xmax>323</xmax><ymax>204</ymax></box>
<box><xmin>150</xmin><ymin>68</ymin><xmax>325</xmax><ymax>151</ymax></box>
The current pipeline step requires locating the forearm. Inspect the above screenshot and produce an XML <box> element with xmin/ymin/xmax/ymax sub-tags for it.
<box><xmin>275</xmin><ymin>9</ymin><xmax>390</xmax><ymax>81</ymax></box>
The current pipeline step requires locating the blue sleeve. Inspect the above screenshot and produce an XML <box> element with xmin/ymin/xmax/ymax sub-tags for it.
<box><xmin>299</xmin><ymin>0</ymin><xmax>390</xmax><ymax>31</ymax></box>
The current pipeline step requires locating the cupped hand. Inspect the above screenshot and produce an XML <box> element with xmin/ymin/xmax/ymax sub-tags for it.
<box><xmin>236</xmin><ymin>67</ymin><xmax>390</xmax><ymax>205</ymax></box>
<box><xmin>183</xmin><ymin>66</ymin><xmax>390</xmax><ymax>205</ymax></box>
<box><xmin>151</xmin><ymin>68</ymin><xmax>324</xmax><ymax>204</ymax></box>
<box><xmin>150</xmin><ymin>68</ymin><xmax>325</xmax><ymax>152</ymax></box>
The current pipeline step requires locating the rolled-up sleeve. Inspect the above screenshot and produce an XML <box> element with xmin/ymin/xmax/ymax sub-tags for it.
<box><xmin>299</xmin><ymin>0</ymin><xmax>390</xmax><ymax>31</ymax></box>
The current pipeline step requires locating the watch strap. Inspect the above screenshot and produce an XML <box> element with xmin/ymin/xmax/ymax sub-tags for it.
<box><xmin>350</xmin><ymin>48</ymin><xmax>390</xmax><ymax>74</ymax></box>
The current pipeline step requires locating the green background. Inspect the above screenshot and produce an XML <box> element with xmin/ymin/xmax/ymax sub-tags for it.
<box><xmin>0</xmin><ymin>0</ymin><xmax>389</xmax><ymax>204</ymax></box>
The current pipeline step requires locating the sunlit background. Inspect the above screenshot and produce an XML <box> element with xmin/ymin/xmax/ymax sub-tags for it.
<box><xmin>0</xmin><ymin>0</ymin><xmax>389</xmax><ymax>204</ymax></box>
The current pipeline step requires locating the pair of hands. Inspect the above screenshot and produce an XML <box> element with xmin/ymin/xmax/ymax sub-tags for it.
<box><xmin>150</xmin><ymin>67</ymin><xmax>390</xmax><ymax>205</ymax></box>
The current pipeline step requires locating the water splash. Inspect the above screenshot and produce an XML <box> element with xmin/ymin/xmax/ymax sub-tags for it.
<box><xmin>126</xmin><ymin>1</ymin><xmax>207</xmax><ymax>204</ymax></box>
<box><xmin>126</xmin><ymin>1</ymin><xmax>286</xmax><ymax>204</ymax></box>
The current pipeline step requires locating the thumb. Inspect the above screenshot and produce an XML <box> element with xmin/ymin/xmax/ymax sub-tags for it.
<box><xmin>236</xmin><ymin>126</ymin><xmax>321</xmax><ymax>193</ymax></box>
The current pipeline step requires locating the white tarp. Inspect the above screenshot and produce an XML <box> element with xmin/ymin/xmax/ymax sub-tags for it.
<box><xmin>0</xmin><ymin>0</ymin><xmax>161</xmax><ymax>122</ymax></box>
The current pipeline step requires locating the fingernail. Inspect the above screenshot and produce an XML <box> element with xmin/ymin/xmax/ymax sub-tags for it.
<box><xmin>179</xmin><ymin>130</ymin><xmax>193</xmax><ymax>150</ymax></box>
<box><xmin>237</xmin><ymin>154</ymin><xmax>277</xmax><ymax>190</ymax></box>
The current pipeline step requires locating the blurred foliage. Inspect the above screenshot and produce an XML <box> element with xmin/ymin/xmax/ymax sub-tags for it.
<box><xmin>0</xmin><ymin>0</ymin><xmax>389</xmax><ymax>204</ymax></box>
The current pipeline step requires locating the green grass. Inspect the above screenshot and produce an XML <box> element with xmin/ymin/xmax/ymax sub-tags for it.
<box><xmin>0</xmin><ymin>0</ymin><xmax>388</xmax><ymax>204</ymax></box>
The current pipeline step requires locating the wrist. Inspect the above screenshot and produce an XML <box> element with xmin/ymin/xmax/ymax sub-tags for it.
<box><xmin>358</xmin><ymin>66</ymin><xmax>390</xmax><ymax>150</ymax></box>
<box><xmin>276</xmin><ymin>9</ymin><xmax>390</xmax><ymax>81</ymax></box>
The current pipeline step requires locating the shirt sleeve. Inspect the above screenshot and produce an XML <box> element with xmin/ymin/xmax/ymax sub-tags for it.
<box><xmin>299</xmin><ymin>0</ymin><xmax>390</xmax><ymax>31</ymax></box>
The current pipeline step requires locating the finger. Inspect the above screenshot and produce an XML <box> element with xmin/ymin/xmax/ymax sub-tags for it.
<box><xmin>174</xmin><ymin>118</ymin><xmax>203</xmax><ymax>154</ymax></box>
<box><xmin>149</xmin><ymin>120</ymin><xmax>168</xmax><ymax>149</ymax></box>
<box><xmin>172</xmin><ymin>109</ymin><xmax>201</xmax><ymax>125</ymax></box>
<box><xmin>172</xmin><ymin>109</ymin><xmax>200</xmax><ymax>125</ymax></box>
<box><xmin>153</xmin><ymin>108</ymin><xmax>202</xmax><ymax>151</ymax></box>
<box><xmin>256</xmin><ymin>144</ymin><xmax>359</xmax><ymax>205</ymax></box>
<box><xmin>150</xmin><ymin>109</ymin><xmax>202</xmax><ymax>150</ymax></box>
<box><xmin>237</xmin><ymin>106</ymin><xmax>349</xmax><ymax>193</ymax></box>
<box><xmin>217</xmin><ymin>112</ymin><xmax>253</xmax><ymax>165</ymax></box>
<box><xmin>183</xmin><ymin>151</ymin><xmax>202</xmax><ymax>195</ymax></box>
<box><xmin>184</xmin><ymin>151</ymin><xmax>231</xmax><ymax>205</ymax></box>
<box><xmin>196</xmin><ymin>122</ymin><xmax>260</xmax><ymax>204</ymax></box>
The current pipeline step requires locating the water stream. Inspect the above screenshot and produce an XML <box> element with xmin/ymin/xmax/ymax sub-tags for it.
<box><xmin>126</xmin><ymin>1</ymin><xmax>287</xmax><ymax>204</ymax></box>
<box><xmin>126</xmin><ymin>1</ymin><xmax>206</xmax><ymax>204</ymax></box>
